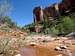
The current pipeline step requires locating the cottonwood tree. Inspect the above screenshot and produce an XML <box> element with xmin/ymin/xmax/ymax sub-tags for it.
<box><xmin>0</xmin><ymin>0</ymin><xmax>11</xmax><ymax>23</ymax></box>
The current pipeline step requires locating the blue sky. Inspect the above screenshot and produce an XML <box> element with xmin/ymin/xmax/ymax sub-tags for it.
<box><xmin>9</xmin><ymin>0</ymin><xmax>62</xmax><ymax>27</ymax></box>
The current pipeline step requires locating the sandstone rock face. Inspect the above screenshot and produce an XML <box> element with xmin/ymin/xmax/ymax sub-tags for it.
<box><xmin>33</xmin><ymin>0</ymin><xmax>75</xmax><ymax>24</ymax></box>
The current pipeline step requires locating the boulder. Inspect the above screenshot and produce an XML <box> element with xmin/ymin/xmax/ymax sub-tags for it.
<box><xmin>66</xmin><ymin>32</ymin><xmax>75</xmax><ymax>37</ymax></box>
<box><xmin>60</xmin><ymin>45</ymin><xmax>67</xmax><ymax>49</ymax></box>
<box><xmin>54</xmin><ymin>46</ymin><xmax>62</xmax><ymax>51</ymax></box>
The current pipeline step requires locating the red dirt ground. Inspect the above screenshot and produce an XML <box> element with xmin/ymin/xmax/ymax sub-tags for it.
<box><xmin>21</xmin><ymin>39</ymin><xmax>75</xmax><ymax>56</ymax></box>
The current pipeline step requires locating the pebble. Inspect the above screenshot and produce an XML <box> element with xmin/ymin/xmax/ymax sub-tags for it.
<box><xmin>15</xmin><ymin>54</ymin><xmax>21</xmax><ymax>56</ymax></box>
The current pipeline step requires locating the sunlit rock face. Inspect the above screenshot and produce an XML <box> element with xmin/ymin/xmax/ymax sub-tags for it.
<box><xmin>33</xmin><ymin>0</ymin><xmax>75</xmax><ymax>32</ymax></box>
<box><xmin>33</xmin><ymin>7</ymin><xmax>42</xmax><ymax>24</ymax></box>
<box><xmin>33</xmin><ymin>5</ymin><xmax>59</xmax><ymax>24</ymax></box>
<box><xmin>33</xmin><ymin>0</ymin><xmax>75</xmax><ymax>24</ymax></box>
<box><xmin>44</xmin><ymin>4</ymin><xmax>59</xmax><ymax>19</ymax></box>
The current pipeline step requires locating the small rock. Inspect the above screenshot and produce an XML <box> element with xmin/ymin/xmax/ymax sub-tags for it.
<box><xmin>14</xmin><ymin>54</ymin><xmax>21</xmax><ymax>56</ymax></box>
<box><xmin>60</xmin><ymin>45</ymin><xmax>67</xmax><ymax>49</ymax></box>
<box><xmin>54</xmin><ymin>46</ymin><xmax>62</xmax><ymax>51</ymax></box>
<box><xmin>29</xmin><ymin>42</ymin><xmax>37</xmax><ymax>46</ymax></box>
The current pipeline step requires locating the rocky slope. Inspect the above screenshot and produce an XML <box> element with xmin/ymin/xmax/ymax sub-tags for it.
<box><xmin>0</xmin><ymin>24</ymin><xmax>75</xmax><ymax>56</ymax></box>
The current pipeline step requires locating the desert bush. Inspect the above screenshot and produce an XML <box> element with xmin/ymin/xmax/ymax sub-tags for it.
<box><xmin>0</xmin><ymin>35</ymin><xmax>28</xmax><ymax>56</ymax></box>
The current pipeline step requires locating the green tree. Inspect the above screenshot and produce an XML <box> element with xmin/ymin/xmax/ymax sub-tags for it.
<box><xmin>62</xmin><ymin>16</ymin><xmax>75</xmax><ymax>33</ymax></box>
<box><xmin>3</xmin><ymin>16</ymin><xmax>16</xmax><ymax>28</ymax></box>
